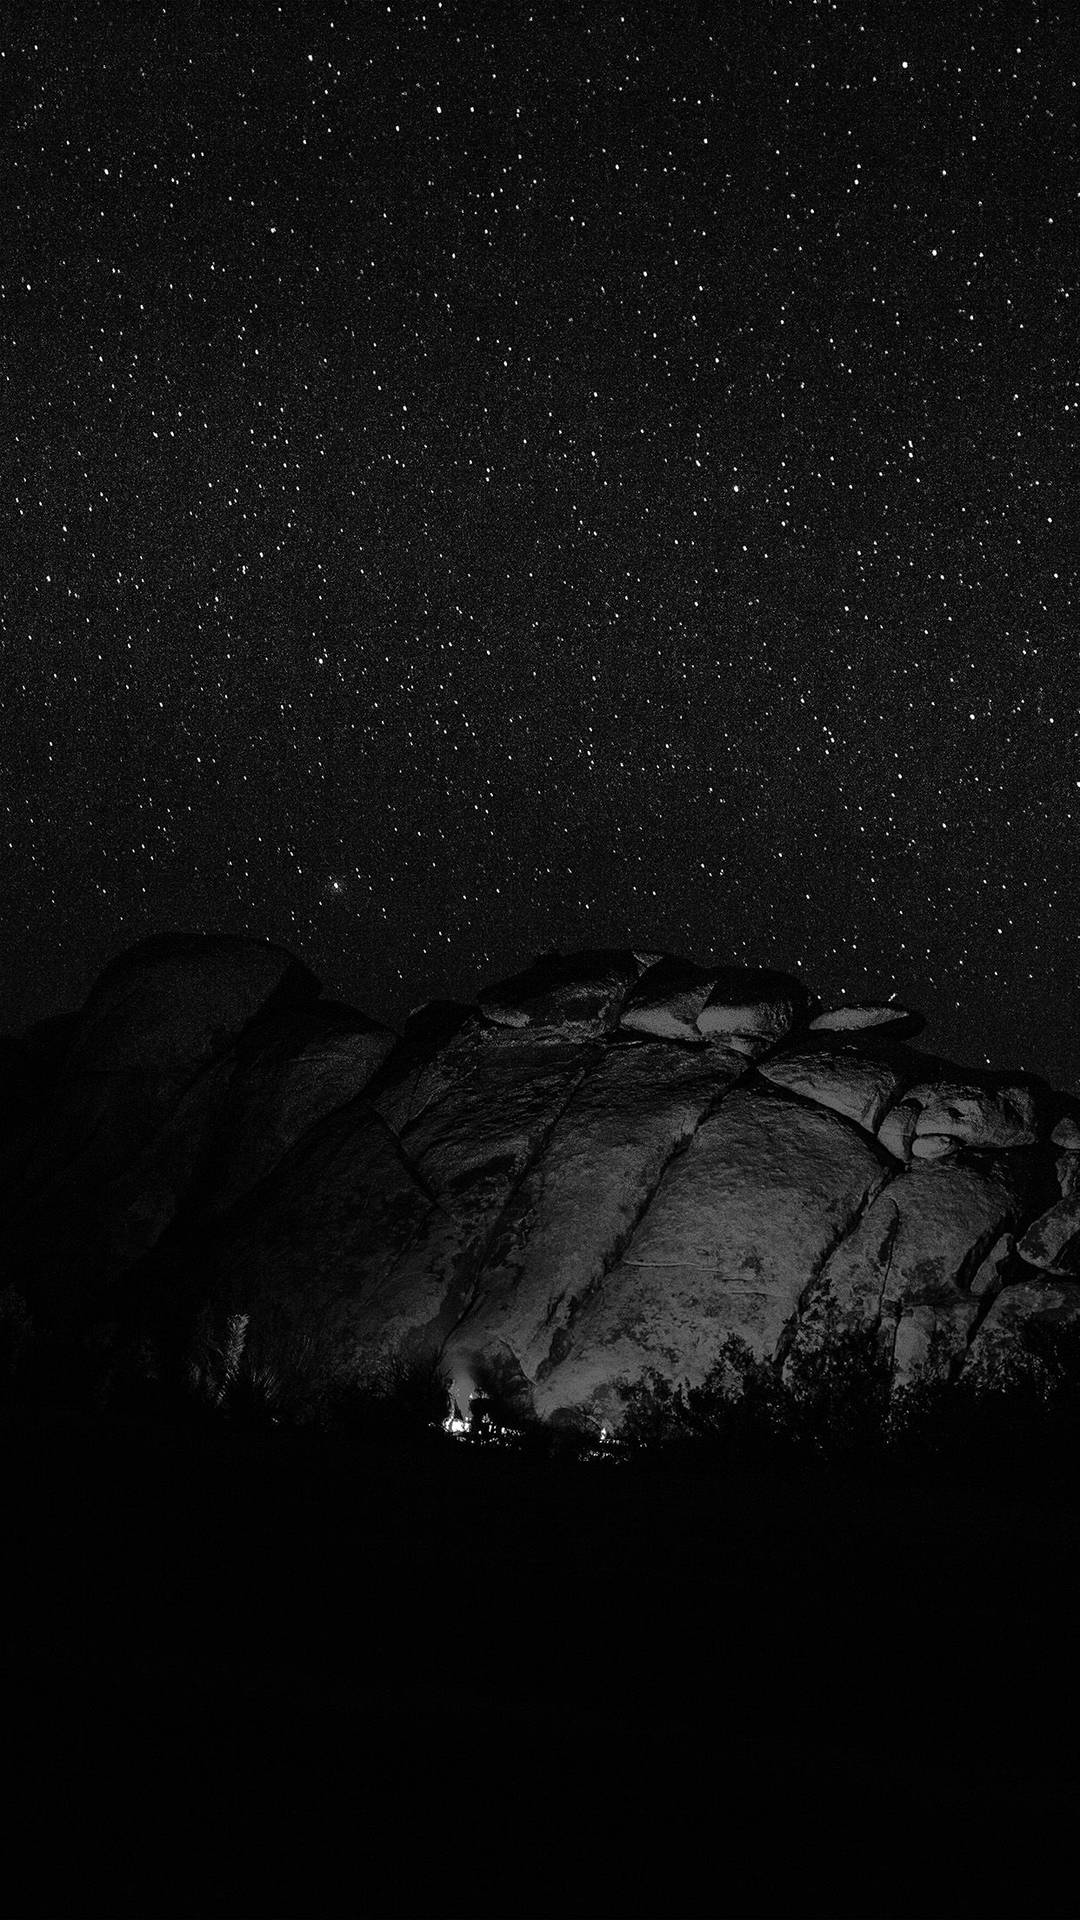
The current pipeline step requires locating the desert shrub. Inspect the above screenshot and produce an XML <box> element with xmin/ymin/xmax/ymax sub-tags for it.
<box><xmin>616</xmin><ymin>1324</ymin><xmax>895</xmax><ymax>1471</ymax></box>
<box><xmin>182</xmin><ymin>1311</ymin><xmax>310</xmax><ymax>1432</ymax></box>
<box><xmin>615</xmin><ymin>1313</ymin><xmax>1080</xmax><ymax>1489</ymax></box>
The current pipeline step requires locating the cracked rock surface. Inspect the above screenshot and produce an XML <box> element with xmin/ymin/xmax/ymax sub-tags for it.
<box><xmin>2</xmin><ymin>935</ymin><xmax>1077</xmax><ymax>1422</ymax></box>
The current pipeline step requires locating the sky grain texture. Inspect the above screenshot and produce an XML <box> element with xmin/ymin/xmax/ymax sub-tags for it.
<box><xmin>3</xmin><ymin>1</ymin><xmax>1078</xmax><ymax>1081</ymax></box>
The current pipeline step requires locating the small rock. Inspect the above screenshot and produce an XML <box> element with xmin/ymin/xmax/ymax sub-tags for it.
<box><xmin>910</xmin><ymin>1133</ymin><xmax>958</xmax><ymax>1161</ymax></box>
<box><xmin>1051</xmin><ymin>1114</ymin><xmax>1080</xmax><ymax>1149</ymax></box>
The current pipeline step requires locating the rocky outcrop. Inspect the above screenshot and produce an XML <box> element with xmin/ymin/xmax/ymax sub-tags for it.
<box><xmin>2</xmin><ymin>933</ymin><xmax>1077</xmax><ymax>1425</ymax></box>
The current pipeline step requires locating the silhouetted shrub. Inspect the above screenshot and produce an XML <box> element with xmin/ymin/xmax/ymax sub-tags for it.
<box><xmin>616</xmin><ymin>1324</ymin><xmax>894</xmax><ymax>1470</ymax></box>
<box><xmin>316</xmin><ymin>1351</ymin><xmax>451</xmax><ymax>1446</ymax></box>
<box><xmin>615</xmin><ymin>1313</ymin><xmax>1080</xmax><ymax>1490</ymax></box>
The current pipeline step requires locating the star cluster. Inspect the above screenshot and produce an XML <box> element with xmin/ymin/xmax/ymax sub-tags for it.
<box><xmin>3</xmin><ymin>2</ymin><xmax>1078</xmax><ymax>1080</ymax></box>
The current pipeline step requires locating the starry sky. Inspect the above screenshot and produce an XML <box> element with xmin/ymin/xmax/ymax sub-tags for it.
<box><xmin>3</xmin><ymin>2</ymin><xmax>1078</xmax><ymax>1083</ymax></box>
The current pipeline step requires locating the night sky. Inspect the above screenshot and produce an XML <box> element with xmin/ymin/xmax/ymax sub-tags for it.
<box><xmin>4</xmin><ymin>2</ymin><xmax>1078</xmax><ymax>1084</ymax></box>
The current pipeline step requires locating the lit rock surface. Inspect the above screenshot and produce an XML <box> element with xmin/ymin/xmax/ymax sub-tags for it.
<box><xmin>877</xmin><ymin>1100</ymin><xmax>920</xmax><ymax>1164</ymax></box>
<box><xmin>1055</xmin><ymin>1153</ymin><xmax>1080</xmax><ymax>1200</ymax></box>
<box><xmin>906</xmin><ymin>1079</ymin><xmax>1042</xmax><ymax>1150</ymax></box>
<box><xmin>694</xmin><ymin>968</ymin><xmax>805</xmax><ymax>1054</ymax></box>
<box><xmin>202</xmin><ymin>1022</ymin><xmax>605</xmax><ymax>1381</ymax></box>
<box><xmin>443</xmin><ymin>1040</ymin><xmax>752</xmax><ymax>1409</ymax></box>
<box><xmin>789</xmin><ymin>1157</ymin><xmax>1040</xmax><ymax>1382</ymax></box>
<box><xmin>809</xmin><ymin>1003</ymin><xmax>922</xmax><ymax>1036</ymax></box>
<box><xmin>3</xmin><ymin>934</ymin><xmax>1079</xmax><ymax>1420</ymax></box>
<box><xmin>1016</xmin><ymin>1193</ymin><xmax>1080</xmax><ymax>1275</ymax></box>
<box><xmin>967</xmin><ymin>1277</ymin><xmax>1080</xmax><ymax>1376</ymax></box>
<box><xmin>619</xmin><ymin>956</ymin><xmax>716</xmax><ymax>1042</ymax></box>
<box><xmin>910</xmin><ymin>1133</ymin><xmax>960</xmax><ymax>1162</ymax></box>
<box><xmin>527</xmin><ymin>1085</ymin><xmax>892</xmax><ymax>1425</ymax></box>
<box><xmin>757</xmin><ymin>1045</ymin><xmax>907</xmax><ymax>1134</ymax></box>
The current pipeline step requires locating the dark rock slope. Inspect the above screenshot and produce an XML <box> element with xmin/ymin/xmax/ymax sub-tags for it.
<box><xmin>4</xmin><ymin>933</ymin><xmax>1080</xmax><ymax>1427</ymax></box>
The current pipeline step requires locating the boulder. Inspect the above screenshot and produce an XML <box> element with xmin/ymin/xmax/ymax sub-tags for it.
<box><xmin>906</xmin><ymin>1079</ymin><xmax>1041</xmax><ymax>1151</ymax></box>
<box><xmin>810</xmin><ymin>1003</ymin><xmax>923</xmax><ymax>1038</ymax></box>
<box><xmin>530</xmin><ymin>1083</ymin><xmax>892</xmax><ymax>1425</ymax></box>
<box><xmin>1051</xmin><ymin>1115</ymin><xmax>1080</xmax><ymax>1150</ymax></box>
<box><xmin>910</xmin><ymin>1134</ymin><xmax>959</xmax><ymax>1162</ymax></box>
<box><xmin>477</xmin><ymin>950</ymin><xmax>643</xmax><ymax>1040</ymax></box>
<box><xmin>619</xmin><ymin>957</ymin><xmax>715</xmax><ymax>1043</ymax></box>
<box><xmin>757</xmin><ymin>1046</ymin><xmax>907</xmax><ymax>1134</ymax></box>
<box><xmin>695</xmin><ymin>967</ymin><xmax>805</xmax><ymax>1055</ymax></box>
<box><xmin>1016</xmin><ymin>1194</ymin><xmax>1080</xmax><ymax>1276</ymax></box>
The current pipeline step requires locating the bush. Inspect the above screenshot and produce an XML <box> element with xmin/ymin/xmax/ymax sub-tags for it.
<box><xmin>615</xmin><ymin>1316</ymin><xmax>1080</xmax><ymax>1489</ymax></box>
<box><xmin>315</xmin><ymin>1351</ymin><xmax>451</xmax><ymax>1447</ymax></box>
<box><xmin>616</xmin><ymin>1325</ymin><xmax>893</xmax><ymax>1471</ymax></box>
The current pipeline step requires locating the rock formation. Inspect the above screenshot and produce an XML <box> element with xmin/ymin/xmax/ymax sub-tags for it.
<box><xmin>3</xmin><ymin>933</ymin><xmax>1079</xmax><ymax>1428</ymax></box>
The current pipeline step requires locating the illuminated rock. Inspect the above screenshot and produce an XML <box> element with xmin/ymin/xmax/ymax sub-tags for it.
<box><xmin>3</xmin><ymin>934</ymin><xmax>1077</xmax><ymax>1423</ymax></box>
<box><xmin>906</xmin><ymin>1079</ymin><xmax>1042</xmax><ymax>1150</ymax></box>
<box><xmin>619</xmin><ymin>956</ymin><xmax>716</xmax><ymax>1042</ymax></box>
<box><xmin>967</xmin><ymin>1277</ymin><xmax>1080</xmax><ymax>1379</ymax></box>
<box><xmin>877</xmin><ymin>1099</ymin><xmax>920</xmax><ymax>1163</ymax></box>
<box><xmin>789</xmin><ymin>1157</ymin><xmax>1039</xmax><ymax>1383</ymax></box>
<box><xmin>695</xmin><ymin>967</ymin><xmax>805</xmax><ymax>1054</ymax></box>
<box><xmin>528</xmin><ymin>1084</ymin><xmax>892</xmax><ymax>1426</ymax></box>
<box><xmin>809</xmin><ymin>1003</ymin><xmax>923</xmax><ymax>1036</ymax></box>
<box><xmin>757</xmin><ymin>1044</ymin><xmax>908</xmax><ymax>1133</ymax></box>
<box><xmin>200</xmin><ymin>1022</ymin><xmax>604</xmax><ymax>1382</ymax></box>
<box><xmin>1016</xmin><ymin>1192</ymin><xmax>1080</xmax><ymax>1275</ymax></box>
<box><xmin>442</xmin><ymin>1039</ymin><xmax>750</xmax><ymax>1408</ymax></box>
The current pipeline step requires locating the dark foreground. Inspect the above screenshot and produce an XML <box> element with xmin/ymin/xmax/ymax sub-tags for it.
<box><xmin>2</xmin><ymin>1409</ymin><xmax>1077</xmax><ymax>1919</ymax></box>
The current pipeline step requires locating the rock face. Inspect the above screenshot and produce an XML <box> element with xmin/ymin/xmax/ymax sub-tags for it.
<box><xmin>525</xmin><ymin>1084</ymin><xmax>891</xmax><ymax>1426</ymax></box>
<box><xmin>2</xmin><ymin>933</ymin><xmax>1076</xmax><ymax>1425</ymax></box>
